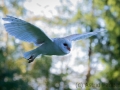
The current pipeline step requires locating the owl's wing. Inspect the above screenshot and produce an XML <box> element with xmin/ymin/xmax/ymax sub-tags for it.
<box><xmin>64</xmin><ymin>30</ymin><xmax>105</xmax><ymax>41</ymax></box>
<box><xmin>2</xmin><ymin>15</ymin><xmax>52</xmax><ymax>45</ymax></box>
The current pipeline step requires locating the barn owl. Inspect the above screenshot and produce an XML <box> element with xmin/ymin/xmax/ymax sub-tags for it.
<box><xmin>3</xmin><ymin>16</ymin><xmax>104</xmax><ymax>63</ymax></box>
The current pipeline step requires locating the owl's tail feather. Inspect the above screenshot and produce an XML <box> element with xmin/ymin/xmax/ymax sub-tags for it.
<box><xmin>23</xmin><ymin>49</ymin><xmax>38</xmax><ymax>63</ymax></box>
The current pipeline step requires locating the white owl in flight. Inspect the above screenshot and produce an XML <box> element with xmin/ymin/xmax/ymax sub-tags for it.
<box><xmin>3</xmin><ymin>16</ymin><xmax>104</xmax><ymax>63</ymax></box>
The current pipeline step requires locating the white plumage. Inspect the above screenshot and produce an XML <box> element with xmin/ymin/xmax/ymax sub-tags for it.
<box><xmin>3</xmin><ymin>16</ymin><xmax>104</xmax><ymax>63</ymax></box>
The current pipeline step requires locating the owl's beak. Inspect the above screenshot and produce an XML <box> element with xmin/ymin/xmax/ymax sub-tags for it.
<box><xmin>67</xmin><ymin>47</ymin><xmax>71</xmax><ymax>51</ymax></box>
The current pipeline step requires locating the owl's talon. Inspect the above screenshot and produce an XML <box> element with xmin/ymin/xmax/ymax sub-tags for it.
<box><xmin>28</xmin><ymin>55</ymin><xmax>34</xmax><ymax>63</ymax></box>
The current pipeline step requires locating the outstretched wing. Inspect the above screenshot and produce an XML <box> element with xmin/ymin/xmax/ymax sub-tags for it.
<box><xmin>64</xmin><ymin>30</ymin><xmax>104</xmax><ymax>41</ymax></box>
<box><xmin>2</xmin><ymin>15</ymin><xmax>52</xmax><ymax>44</ymax></box>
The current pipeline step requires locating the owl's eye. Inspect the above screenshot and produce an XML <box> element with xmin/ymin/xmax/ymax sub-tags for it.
<box><xmin>63</xmin><ymin>43</ymin><xmax>68</xmax><ymax>46</ymax></box>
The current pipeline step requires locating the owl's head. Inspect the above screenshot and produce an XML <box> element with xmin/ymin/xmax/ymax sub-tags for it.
<box><xmin>55</xmin><ymin>38</ymin><xmax>72</xmax><ymax>54</ymax></box>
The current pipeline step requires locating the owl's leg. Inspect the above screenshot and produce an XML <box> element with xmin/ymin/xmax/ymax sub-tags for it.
<box><xmin>24</xmin><ymin>49</ymin><xmax>38</xmax><ymax>63</ymax></box>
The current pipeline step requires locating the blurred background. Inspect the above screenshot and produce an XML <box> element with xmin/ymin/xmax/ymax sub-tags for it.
<box><xmin>0</xmin><ymin>0</ymin><xmax>120</xmax><ymax>90</ymax></box>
